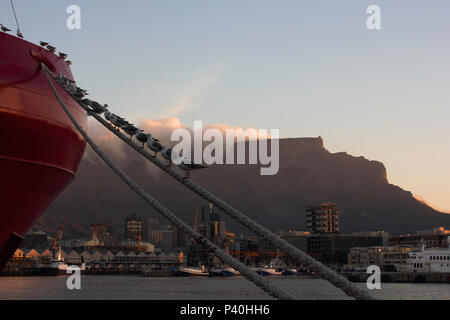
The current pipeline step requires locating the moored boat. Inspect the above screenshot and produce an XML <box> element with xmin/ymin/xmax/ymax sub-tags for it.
<box><xmin>179</xmin><ymin>266</ymin><xmax>209</xmax><ymax>277</ymax></box>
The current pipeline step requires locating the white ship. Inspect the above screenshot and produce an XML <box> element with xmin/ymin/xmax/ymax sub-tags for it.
<box><xmin>396</xmin><ymin>236</ymin><xmax>450</xmax><ymax>273</ymax></box>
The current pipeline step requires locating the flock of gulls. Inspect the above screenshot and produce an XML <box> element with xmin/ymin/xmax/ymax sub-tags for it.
<box><xmin>1</xmin><ymin>24</ymin><xmax>73</xmax><ymax>66</ymax></box>
<box><xmin>54</xmin><ymin>74</ymin><xmax>208</xmax><ymax>178</ymax></box>
<box><xmin>1</xmin><ymin>23</ymin><xmax>208</xmax><ymax>177</ymax></box>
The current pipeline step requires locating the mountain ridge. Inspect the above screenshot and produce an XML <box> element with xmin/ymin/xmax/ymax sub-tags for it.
<box><xmin>36</xmin><ymin>136</ymin><xmax>450</xmax><ymax>238</ymax></box>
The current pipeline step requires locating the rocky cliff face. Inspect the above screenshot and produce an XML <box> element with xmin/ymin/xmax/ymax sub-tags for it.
<box><xmin>38</xmin><ymin>137</ymin><xmax>450</xmax><ymax>237</ymax></box>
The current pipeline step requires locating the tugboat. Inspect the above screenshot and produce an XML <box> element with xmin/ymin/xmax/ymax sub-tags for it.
<box><xmin>35</xmin><ymin>246</ymin><xmax>69</xmax><ymax>276</ymax></box>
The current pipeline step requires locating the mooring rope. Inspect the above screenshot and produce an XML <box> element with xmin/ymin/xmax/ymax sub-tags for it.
<box><xmin>41</xmin><ymin>63</ymin><xmax>296</xmax><ymax>300</ymax></box>
<box><xmin>9</xmin><ymin>0</ymin><xmax>21</xmax><ymax>32</ymax></box>
<box><xmin>44</xmin><ymin>64</ymin><xmax>375</xmax><ymax>300</ymax></box>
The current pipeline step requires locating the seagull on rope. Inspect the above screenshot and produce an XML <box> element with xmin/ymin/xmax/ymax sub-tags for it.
<box><xmin>121</xmin><ymin>124</ymin><xmax>139</xmax><ymax>140</ymax></box>
<box><xmin>135</xmin><ymin>131</ymin><xmax>149</xmax><ymax>148</ymax></box>
<box><xmin>146</xmin><ymin>134</ymin><xmax>164</xmax><ymax>156</ymax></box>
<box><xmin>161</xmin><ymin>147</ymin><xmax>181</xmax><ymax>168</ymax></box>
<box><xmin>178</xmin><ymin>159</ymin><xmax>208</xmax><ymax>178</ymax></box>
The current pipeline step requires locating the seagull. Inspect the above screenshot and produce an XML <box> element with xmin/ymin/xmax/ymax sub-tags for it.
<box><xmin>73</xmin><ymin>87</ymin><xmax>88</xmax><ymax>99</ymax></box>
<box><xmin>104</xmin><ymin>110</ymin><xmax>113</xmax><ymax>121</ymax></box>
<box><xmin>58</xmin><ymin>52</ymin><xmax>68</xmax><ymax>59</ymax></box>
<box><xmin>105</xmin><ymin>111</ymin><xmax>119</xmax><ymax>129</ymax></box>
<box><xmin>16</xmin><ymin>29</ymin><xmax>23</xmax><ymax>38</ymax></box>
<box><xmin>46</xmin><ymin>45</ymin><xmax>56</xmax><ymax>53</ymax></box>
<box><xmin>146</xmin><ymin>135</ymin><xmax>164</xmax><ymax>156</ymax></box>
<box><xmin>90</xmin><ymin>101</ymin><xmax>107</xmax><ymax>114</ymax></box>
<box><xmin>161</xmin><ymin>148</ymin><xmax>181</xmax><ymax>167</ymax></box>
<box><xmin>40</xmin><ymin>41</ymin><xmax>48</xmax><ymax>47</ymax></box>
<box><xmin>78</xmin><ymin>98</ymin><xmax>92</xmax><ymax>106</ymax></box>
<box><xmin>121</xmin><ymin>125</ymin><xmax>139</xmax><ymax>139</ymax></box>
<box><xmin>116</xmin><ymin>117</ymin><xmax>131</xmax><ymax>127</ymax></box>
<box><xmin>178</xmin><ymin>159</ymin><xmax>208</xmax><ymax>178</ymax></box>
<box><xmin>55</xmin><ymin>73</ymin><xmax>64</xmax><ymax>83</ymax></box>
<box><xmin>0</xmin><ymin>24</ymin><xmax>11</xmax><ymax>33</ymax></box>
<box><xmin>110</xmin><ymin>114</ymin><xmax>123</xmax><ymax>130</ymax></box>
<box><xmin>135</xmin><ymin>131</ymin><xmax>149</xmax><ymax>148</ymax></box>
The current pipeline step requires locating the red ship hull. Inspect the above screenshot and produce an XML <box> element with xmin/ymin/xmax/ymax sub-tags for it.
<box><xmin>0</xmin><ymin>32</ymin><xmax>87</xmax><ymax>268</ymax></box>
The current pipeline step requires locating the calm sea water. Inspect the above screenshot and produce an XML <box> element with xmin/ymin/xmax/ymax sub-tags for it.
<box><xmin>0</xmin><ymin>276</ymin><xmax>448</xmax><ymax>300</ymax></box>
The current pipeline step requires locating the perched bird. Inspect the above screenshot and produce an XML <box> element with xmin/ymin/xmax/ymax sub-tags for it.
<box><xmin>58</xmin><ymin>52</ymin><xmax>68</xmax><ymax>59</ymax></box>
<box><xmin>116</xmin><ymin>117</ymin><xmax>130</xmax><ymax>127</ymax></box>
<box><xmin>135</xmin><ymin>131</ymin><xmax>149</xmax><ymax>148</ymax></box>
<box><xmin>39</xmin><ymin>41</ymin><xmax>48</xmax><ymax>47</ymax></box>
<box><xmin>161</xmin><ymin>148</ymin><xmax>181</xmax><ymax>167</ymax></box>
<box><xmin>66</xmin><ymin>60</ymin><xmax>72</xmax><ymax>66</ymax></box>
<box><xmin>16</xmin><ymin>29</ymin><xmax>23</xmax><ymax>38</ymax></box>
<box><xmin>178</xmin><ymin>160</ymin><xmax>208</xmax><ymax>178</ymax></box>
<box><xmin>104</xmin><ymin>110</ymin><xmax>113</xmax><ymax>121</ymax></box>
<box><xmin>90</xmin><ymin>101</ymin><xmax>108</xmax><ymax>114</ymax></box>
<box><xmin>105</xmin><ymin>111</ymin><xmax>119</xmax><ymax>128</ymax></box>
<box><xmin>73</xmin><ymin>87</ymin><xmax>88</xmax><ymax>99</ymax></box>
<box><xmin>0</xmin><ymin>24</ymin><xmax>11</xmax><ymax>33</ymax></box>
<box><xmin>146</xmin><ymin>135</ymin><xmax>164</xmax><ymax>155</ymax></box>
<box><xmin>78</xmin><ymin>98</ymin><xmax>92</xmax><ymax>106</ymax></box>
<box><xmin>55</xmin><ymin>73</ymin><xmax>64</xmax><ymax>83</ymax></box>
<box><xmin>46</xmin><ymin>45</ymin><xmax>56</xmax><ymax>53</ymax></box>
<box><xmin>110</xmin><ymin>114</ymin><xmax>123</xmax><ymax>130</ymax></box>
<box><xmin>121</xmin><ymin>125</ymin><xmax>139</xmax><ymax>139</ymax></box>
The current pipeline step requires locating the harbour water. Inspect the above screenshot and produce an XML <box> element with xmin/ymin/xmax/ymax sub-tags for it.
<box><xmin>0</xmin><ymin>276</ymin><xmax>448</xmax><ymax>300</ymax></box>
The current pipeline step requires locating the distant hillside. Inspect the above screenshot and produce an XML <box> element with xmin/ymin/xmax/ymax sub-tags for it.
<box><xmin>37</xmin><ymin>137</ymin><xmax>450</xmax><ymax>238</ymax></box>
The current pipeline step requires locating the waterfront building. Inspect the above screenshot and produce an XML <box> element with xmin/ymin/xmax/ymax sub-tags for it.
<box><xmin>26</xmin><ymin>249</ymin><xmax>41</xmax><ymax>261</ymax></box>
<box><xmin>306</xmin><ymin>202</ymin><xmax>340</xmax><ymax>234</ymax></box>
<box><xmin>351</xmin><ymin>231</ymin><xmax>389</xmax><ymax>246</ymax></box>
<box><xmin>307</xmin><ymin>233</ymin><xmax>383</xmax><ymax>265</ymax></box>
<box><xmin>149</xmin><ymin>230</ymin><xmax>175</xmax><ymax>253</ymax></box>
<box><xmin>65</xmin><ymin>250</ymin><xmax>81</xmax><ymax>264</ymax></box>
<box><xmin>143</xmin><ymin>218</ymin><xmax>160</xmax><ymax>242</ymax></box>
<box><xmin>281</xmin><ymin>232</ymin><xmax>309</xmax><ymax>253</ymax></box>
<box><xmin>347</xmin><ymin>246</ymin><xmax>414</xmax><ymax>270</ymax></box>
<box><xmin>118</xmin><ymin>240</ymin><xmax>155</xmax><ymax>253</ymax></box>
<box><xmin>124</xmin><ymin>214</ymin><xmax>143</xmax><ymax>240</ymax></box>
<box><xmin>21</xmin><ymin>230</ymin><xmax>49</xmax><ymax>250</ymax></box>
<box><xmin>80</xmin><ymin>251</ymin><xmax>92</xmax><ymax>264</ymax></box>
<box><xmin>389</xmin><ymin>227</ymin><xmax>450</xmax><ymax>248</ymax></box>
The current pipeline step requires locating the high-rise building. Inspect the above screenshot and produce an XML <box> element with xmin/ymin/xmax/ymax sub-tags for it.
<box><xmin>149</xmin><ymin>229</ymin><xmax>175</xmax><ymax>253</ymax></box>
<box><xmin>306</xmin><ymin>202</ymin><xmax>340</xmax><ymax>234</ymax></box>
<box><xmin>124</xmin><ymin>214</ymin><xmax>143</xmax><ymax>240</ymax></box>
<box><xmin>143</xmin><ymin>218</ymin><xmax>159</xmax><ymax>242</ymax></box>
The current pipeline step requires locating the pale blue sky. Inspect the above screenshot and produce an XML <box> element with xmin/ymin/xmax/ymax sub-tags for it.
<box><xmin>2</xmin><ymin>1</ymin><xmax>449</xmax><ymax>211</ymax></box>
